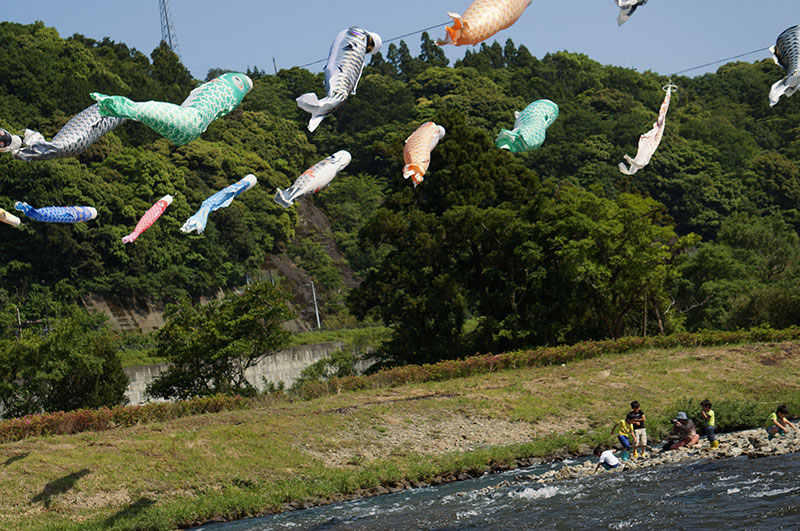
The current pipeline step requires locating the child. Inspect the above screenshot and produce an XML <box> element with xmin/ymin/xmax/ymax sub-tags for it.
<box><xmin>594</xmin><ymin>445</ymin><xmax>620</xmax><ymax>472</ymax></box>
<box><xmin>765</xmin><ymin>404</ymin><xmax>797</xmax><ymax>439</ymax></box>
<box><xmin>629</xmin><ymin>400</ymin><xmax>647</xmax><ymax>457</ymax></box>
<box><xmin>611</xmin><ymin>412</ymin><xmax>637</xmax><ymax>460</ymax></box>
<box><xmin>700</xmin><ymin>399</ymin><xmax>718</xmax><ymax>448</ymax></box>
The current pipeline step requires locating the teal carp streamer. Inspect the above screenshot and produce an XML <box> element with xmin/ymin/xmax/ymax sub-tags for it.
<box><xmin>91</xmin><ymin>72</ymin><xmax>253</xmax><ymax>146</ymax></box>
<box><xmin>495</xmin><ymin>99</ymin><xmax>559</xmax><ymax>153</ymax></box>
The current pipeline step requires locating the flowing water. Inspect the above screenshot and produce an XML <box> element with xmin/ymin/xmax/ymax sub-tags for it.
<box><xmin>195</xmin><ymin>453</ymin><xmax>800</xmax><ymax>530</ymax></box>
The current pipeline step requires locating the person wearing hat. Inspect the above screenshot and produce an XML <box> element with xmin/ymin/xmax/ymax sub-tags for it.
<box><xmin>670</xmin><ymin>412</ymin><xmax>700</xmax><ymax>450</ymax></box>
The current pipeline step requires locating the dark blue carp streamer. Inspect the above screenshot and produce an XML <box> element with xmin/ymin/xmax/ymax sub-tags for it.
<box><xmin>14</xmin><ymin>202</ymin><xmax>98</xmax><ymax>224</ymax></box>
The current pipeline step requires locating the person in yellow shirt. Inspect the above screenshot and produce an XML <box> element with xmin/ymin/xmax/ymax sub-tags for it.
<box><xmin>700</xmin><ymin>399</ymin><xmax>718</xmax><ymax>449</ymax></box>
<box><xmin>765</xmin><ymin>404</ymin><xmax>797</xmax><ymax>439</ymax></box>
<box><xmin>611</xmin><ymin>412</ymin><xmax>637</xmax><ymax>460</ymax></box>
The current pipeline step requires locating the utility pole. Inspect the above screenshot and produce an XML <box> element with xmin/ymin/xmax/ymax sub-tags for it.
<box><xmin>310</xmin><ymin>281</ymin><xmax>321</xmax><ymax>330</ymax></box>
<box><xmin>14</xmin><ymin>307</ymin><xmax>44</xmax><ymax>340</ymax></box>
<box><xmin>158</xmin><ymin>0</ymin><xmax>181</xmax><ymax>57</ymax></box>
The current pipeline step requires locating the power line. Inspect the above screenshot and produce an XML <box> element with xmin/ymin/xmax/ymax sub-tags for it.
<box><xmin>293</xmin><ymin>19</ymin><xmax>773</xmax><ymax>78</ymax></box>
<box><xmin>670</xmin><ymin>46</ymin><xmax>771</xmax><ymax>76</ymax></box>
<box><xmin>296</xmin><ymin>22</ymin><xmax>450</xmax><ymax>69</ymax></box>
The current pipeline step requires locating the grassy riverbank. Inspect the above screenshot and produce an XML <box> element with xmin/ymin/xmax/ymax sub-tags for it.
<box><xmin>1</xmin><ymin>340</ymin><xmax>799</xmax><ymax>530</ymax></box>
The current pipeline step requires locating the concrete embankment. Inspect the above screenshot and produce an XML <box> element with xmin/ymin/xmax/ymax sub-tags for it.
<box><xmin>124</xmin><ymin>341</ymin><xmax>354</xmax><ymax>404</ymax></box>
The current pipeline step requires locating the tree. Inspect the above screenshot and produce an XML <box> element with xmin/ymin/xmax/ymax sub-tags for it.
<box><xmin>419</xmin><ymin>32</ymin><xmax>449</xmax><ymax>68</ymax></box>
<box><xmin>544</xmin><ymin>188</ymin><xmax>698</xmax><ymax>339</ymax></box>
<box><xmin>0</xmin><ymin>308</ymin><xmax>128</xmax><ymax>418</ymax></box>
<box><xmin>148</xmin><ymin>282</ymin><xmax>293</xmax><ymax>400</ymax></box>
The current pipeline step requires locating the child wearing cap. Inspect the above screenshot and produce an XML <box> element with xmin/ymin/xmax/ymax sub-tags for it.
<box><xmin>670</xmin><ymin>411</ymin><xmax>700</xmax><ymax>450</ymax></box>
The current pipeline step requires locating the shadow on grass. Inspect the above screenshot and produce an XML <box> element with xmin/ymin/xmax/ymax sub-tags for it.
<box><xmin>30</xmin><ymin>469</ymin><xmax>91</xmax><ymax>508</ymax></box>
<box><xmin>101</xmin><ymin>497</ymin><xmax>157</xmax><ymax>528</ymax></box>
<box><xmin>2</xmin><ymin>452</ymin><xmax>28</xmax><ymax>466</ymax></box>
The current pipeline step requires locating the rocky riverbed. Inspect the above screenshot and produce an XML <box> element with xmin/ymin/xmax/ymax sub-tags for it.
<box><xmin>466</xmin><ymin>428</ymin><xmax>799</xmax><ymax>496</ymax></box>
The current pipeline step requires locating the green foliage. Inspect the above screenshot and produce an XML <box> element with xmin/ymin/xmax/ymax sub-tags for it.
<box><xmin>4</xmin><ymin>23</ymin><xmax>800</xmax><ymax>370</ymax></box>
<box><xmin>651</xmin><ymin>396</ymin><xmax>800</xmax><ymax>439</ymax></box>
<box><xmin>287</xmin><ymin>239</ymin><xmax>343</xmax><ymax>291</ymax></box>
<box><xmin>292</xmin><ymin>349</ymin><xmax>358</xmax><ymax>390</ymax></box>
<box><xmin>148</xmin><ymin>282</ymin><xmax>293</xmax><ymax>400</ymax></box>
<box><xmin>295</xmin><ymin>327</ymin><xmax>800</xmax><ymax>401</ymax></box>
<box><xmin>0</xmin><ymin>308</ymin><xmax>128</xmax><ymax>418</ymax></box>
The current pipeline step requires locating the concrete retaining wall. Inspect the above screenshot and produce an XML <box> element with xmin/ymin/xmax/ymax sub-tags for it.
<box><xmin>123</xmin><ymin>341</ymin><xmax>347</xmax><ymax>405</ymax></box>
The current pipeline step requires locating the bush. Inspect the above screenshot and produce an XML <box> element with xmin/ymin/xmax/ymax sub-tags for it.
<box><xmin>0</xmin><ymin>308</ymin><xmax>128</xmax><ymax>418</ymax></box>
<box><xmin>0</xmin><ymin>394</ymin><xmax>248</xmax><ymax>443</ymax></box>
<box><xmin>294</xmin><ymin>327</ymin><xmax>800</xmax><ymax>400</ymax></box>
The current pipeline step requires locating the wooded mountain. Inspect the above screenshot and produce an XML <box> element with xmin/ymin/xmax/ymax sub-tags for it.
<box><xmin>2</xmin><ymin>22</ymin><xmax>800</xmax><ymax>364</ymax></box>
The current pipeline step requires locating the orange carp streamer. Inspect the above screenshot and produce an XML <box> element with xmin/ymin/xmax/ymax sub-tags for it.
<box><xmin>437</xmin><ymin>0</ymin><xmax>532</xmax><ymax>46</ymax></box>
<box><xmin>403</xmin><ymin>122</ymin><xmax>446</xmax><ymax>187</ymax></box>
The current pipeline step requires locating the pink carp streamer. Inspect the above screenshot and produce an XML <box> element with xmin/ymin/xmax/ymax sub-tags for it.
<box><xmin>122</xmin><ymin>195</ymin><xmax>173</xmax><ymax>243</ymax></box>
<box><xmin>438</xmin><ymin>0</ymin><xmax>532</xmax><ymax>46</ymax></box>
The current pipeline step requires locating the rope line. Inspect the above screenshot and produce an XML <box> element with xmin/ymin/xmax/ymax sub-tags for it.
<box><xmin>670</xmin><ymin>46</ymin><xmax>772</xmax><ymax>76</ymax></box>
<box><xmin>295</xmin><ymin>19</ymin><xmax>773</xmax><ymax>78</ymax></box>
<box><xmin>296</xmin><ymin>21</ymin><xmax>450</xmax><ymax>69</ymax></box>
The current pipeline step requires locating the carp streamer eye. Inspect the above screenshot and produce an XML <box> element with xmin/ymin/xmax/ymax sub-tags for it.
<box><xmin>233</xmin><ymin>76</ymin><xmax>245</xmax><ymax>91</ymax></box>
<box><xmin>366</xmin><ymin>35</ymin><xmax>376</xmax><ymax>53</ymax></box>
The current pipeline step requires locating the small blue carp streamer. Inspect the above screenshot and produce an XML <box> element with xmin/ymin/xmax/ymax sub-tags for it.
<box><xmin>180</xmin><ymin>174</ymin><xmax>257</xmax><ymax>234</ymax></box>
<box><xmin>14</xmin><ymin>202</ymin><xmax>97</xmax><ymax>223</ymax></box>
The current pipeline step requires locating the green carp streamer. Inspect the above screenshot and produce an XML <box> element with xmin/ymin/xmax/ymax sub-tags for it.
<box><xmin>91</xmin><ymin>72</ymin><xmax>253</xmax><ymax>146</ymax></box>
<box><xmin>495</xmin><ymin>99</ymin><xmax>559</xmax><ymax>153</ymax></box>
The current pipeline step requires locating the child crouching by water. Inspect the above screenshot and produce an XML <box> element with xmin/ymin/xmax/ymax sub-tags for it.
<box><xmin>766</xmin><ymin>405</ymin><xmax>797</xmax><ymax>439</ymax></box>
<box><xmin>594</xmin><ymin>445</ymin><xmax>620</xmax><ymax>472</ymax></box>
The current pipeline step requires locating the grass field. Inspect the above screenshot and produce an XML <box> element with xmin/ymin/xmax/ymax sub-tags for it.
<box><xmin>1</xmin><ymin>340</ymin><xmax>798</xmax><ymax>530</ymax></box>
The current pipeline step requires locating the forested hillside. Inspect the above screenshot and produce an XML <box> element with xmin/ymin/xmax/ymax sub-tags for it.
<box><xmin>2</xmin><ymin>22</ymin><xmax>800</xmax><ymax>366</ymax></box>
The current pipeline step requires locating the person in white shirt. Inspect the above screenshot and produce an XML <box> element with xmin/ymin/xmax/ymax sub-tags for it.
<box><xmin>594</xmin><ymin>445</ymin><xmax>620</xmax><ymax>472</ymax></box>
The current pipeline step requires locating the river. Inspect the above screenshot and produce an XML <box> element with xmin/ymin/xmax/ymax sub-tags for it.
<box><xmin>195</xmin><ymin>453</ymin><xmax>800</xmax><ymax>530</ymax></box>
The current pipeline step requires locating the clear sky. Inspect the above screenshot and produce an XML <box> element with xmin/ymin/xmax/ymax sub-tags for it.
<box><xmin>3</xmin><ymin>1</ymin><xmax>798</xmax><ymax>80</ymax></box>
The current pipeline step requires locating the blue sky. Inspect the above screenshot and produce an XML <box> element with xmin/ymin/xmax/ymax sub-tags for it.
<box><xmin>3</xmin><ymin>1</ymin><xmax>798</xmax><ymax>80</ymax></box>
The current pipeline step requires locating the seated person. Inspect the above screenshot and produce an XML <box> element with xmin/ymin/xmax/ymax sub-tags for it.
<box><xmin>670</xmin><ymin>412</ymin><xmax>700</xmax><ymax>450</ymax></box>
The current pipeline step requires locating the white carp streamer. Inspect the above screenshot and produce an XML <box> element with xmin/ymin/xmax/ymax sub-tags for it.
<box><xmin>619</xmin><ymin>84</ymin><xmax>674</xmax><ymax>176</ymax></box>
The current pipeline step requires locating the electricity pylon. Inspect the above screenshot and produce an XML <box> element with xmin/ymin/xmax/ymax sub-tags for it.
<box><xmin>158</xmin><ymin>0</ymin><xmax>181</xmax><ymax>57</ymax></box>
